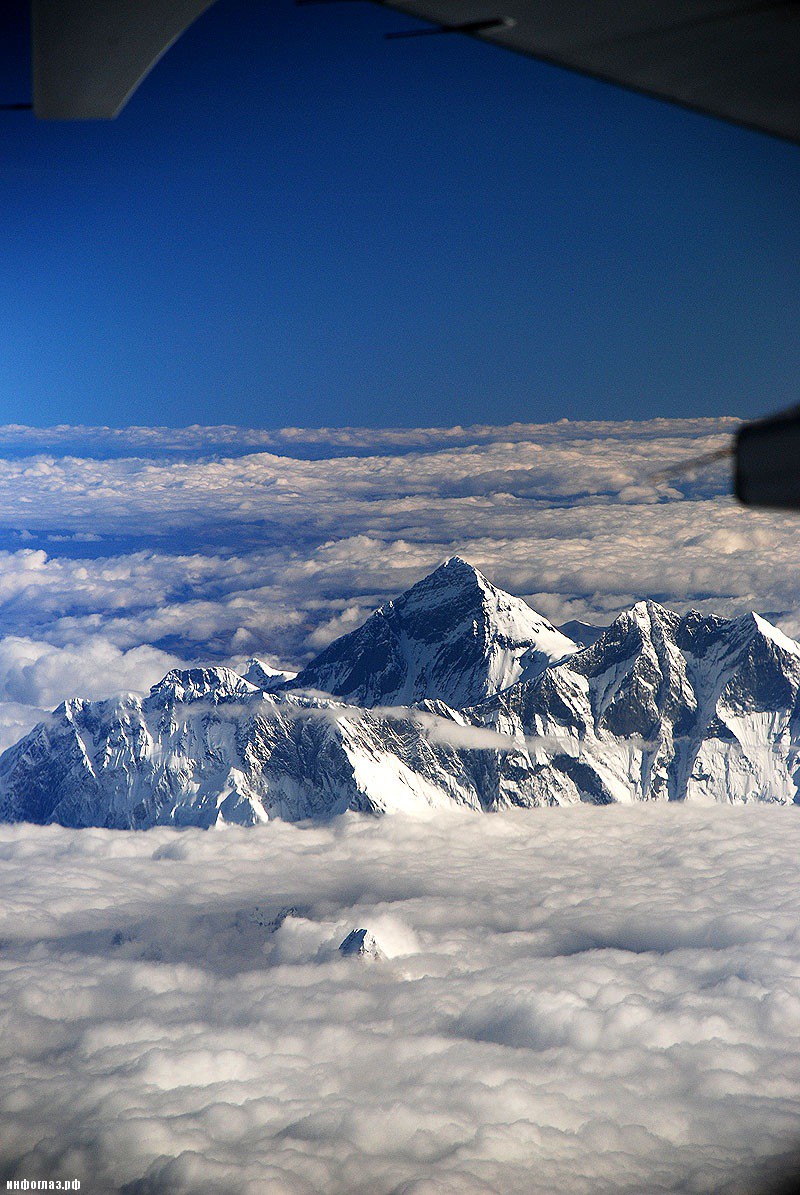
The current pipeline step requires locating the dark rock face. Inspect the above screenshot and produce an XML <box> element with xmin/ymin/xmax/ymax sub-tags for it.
<box><xmin>1</xmin><ymin>562</ymin><xmax>800</xmax><ymax>828</ymax></box>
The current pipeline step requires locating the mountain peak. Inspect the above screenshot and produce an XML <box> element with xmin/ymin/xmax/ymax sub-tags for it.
<box><xmin>243</xmin><ymin>657</ymin><xmax>298</xmax><ymax>692</ymax></box>
<box><xmin>743</xmin><ymin>612</ymin><xmax>800</xmax><ymax>656</ymax></box>
<box><xmin>286</xmin><ymin>559</ymin><xmax>577</xmax><ymax>708</ymax></box>
<box><xmin>401</xmin><ymin>556</ymin><xmax>488</xmax><ymax>604</ymax></box>
<box><xmin>612</xmin><ymin>600</ymin><xmax>679</xmax><ymax>643</ymax></box>
<box><xmin>628</xmin><ymin>598</ymin><xmax>673</xmax><ymax>622</ymax></box>
<box><xmin>433</xmin><ymin>555</ymin><xmax>484</xmax><ymax>581</ymax></box>
<box><xmin>339</xmin><ymin>928</ymin><xmax>386</xmax><ymax>960</ymax></box>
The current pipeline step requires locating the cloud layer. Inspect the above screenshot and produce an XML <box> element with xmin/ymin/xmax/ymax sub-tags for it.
<box><xmin>1</xmin><ymin>807</ymin><xmax>799</xmax><ymax>1193</ymax></box>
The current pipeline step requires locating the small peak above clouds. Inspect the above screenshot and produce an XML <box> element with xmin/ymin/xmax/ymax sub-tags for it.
<box><xmin>339</xmin><ymin>928</ymin><xmax>386</xmax><ymax>960</ymax></box>
<box><xmin>243</xmin><ymin>658</ymin><xmax>298</xmax><ymax>691</ymax></box>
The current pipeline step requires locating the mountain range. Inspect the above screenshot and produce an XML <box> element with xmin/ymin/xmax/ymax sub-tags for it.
<box><xmin>1</xmin><ymin>557</ymin><xmax>799</xmax><ymax>828</ymax></box>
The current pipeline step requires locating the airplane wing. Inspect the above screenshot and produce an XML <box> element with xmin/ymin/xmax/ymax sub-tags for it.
<box><xmin>32</xmin><ymin>0</ymin><xmax>217</xmax><ymax>119</ymax></box>
<box><xmin>32</xmin><ymin>0</ymin><xmax>800</xmax><ymax>144</ymax></box>
<box><xmin>375</xmin><ymin>0</ymin><xmax>800</xmax><ymax>145</ymax></box>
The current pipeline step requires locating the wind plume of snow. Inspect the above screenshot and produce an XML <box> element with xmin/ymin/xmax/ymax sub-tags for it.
<box><xmin>1</xmin><ymin>806</ymin><xmax>799</xmax><ymax>1194</ymax></box>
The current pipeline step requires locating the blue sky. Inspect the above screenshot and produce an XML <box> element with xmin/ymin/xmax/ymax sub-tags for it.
<box><xmin>0</xmin><ymin>0</ymin><xmax>798</xmax><ymax>428</ymax></box>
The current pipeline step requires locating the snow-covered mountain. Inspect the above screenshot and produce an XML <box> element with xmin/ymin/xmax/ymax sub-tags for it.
<box><xmin>1</xmin><ymin>562</ymin><xmax>799</xmax><ymax>828</ymax></box>
<box><xmin>478</xmin><ymin>600</ymin><xmax>800</xmax><ymax>807</ymax></box>
<box><xmin>285</xmin><ymin>556</ymin><xmax>577</xmax><ymax>708</ymax></box>
<box><xmin>0</xmin><ymin>667</ymin><xmax>489</xmax><ymax>827</ymax></box>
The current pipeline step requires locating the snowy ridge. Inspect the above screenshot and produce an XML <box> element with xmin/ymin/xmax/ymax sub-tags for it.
<box><xmin>479</xmin><ymin>599</ymin><xmax>800</xmax><ymax>807</ymax></box>
<box><xmin>1</xmin><ymin>561</ymin><xmax>800</xmax><ymax>827</ymax></box>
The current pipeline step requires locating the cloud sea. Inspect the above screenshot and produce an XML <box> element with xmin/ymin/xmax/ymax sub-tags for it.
<box><xmin>0</xmin><ymin>420</ymin><xmax>799</xmax><ymax>1193</ymax></box>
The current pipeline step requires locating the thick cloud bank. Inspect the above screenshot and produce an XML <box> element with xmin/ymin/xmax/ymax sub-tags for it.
<box><xmin>1</xmin><ymin>807</ymin><xmax>799</xmax><ymax>1194</ymax></box>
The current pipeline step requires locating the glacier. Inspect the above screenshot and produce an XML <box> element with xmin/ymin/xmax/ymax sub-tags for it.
<box><xmin>1</xmin><ymin>557</ymin><xmax>800</xmax><ymax>828</ymax></box>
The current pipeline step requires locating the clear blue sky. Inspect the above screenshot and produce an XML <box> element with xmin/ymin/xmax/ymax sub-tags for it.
<box><xmin>0</xmin><ymin>0</ymin><xmax>798</xmax><ymax>429</ymax></box>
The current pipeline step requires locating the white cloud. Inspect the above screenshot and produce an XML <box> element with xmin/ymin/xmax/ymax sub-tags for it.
<box><xmin>0</xmin><ymin>807</ymin><xmax>799</xmax><ymax>1193</ymax></box>
<box><xmin>0</xmin><ymin>636</ymin><xmax>183</xmax><ymax>707</ymax></box>
<box><xmin>0</xmin><ymin>700</ymin><xmax>48</xmax><ymax>754</ymax></box>
<box><xmin>306</xmin><ymin>604</ymin><xmax>372</xmax><ymax>650</ymax></box>
<box><xmin>0</xmin><ymin>417</ymin><xmax>742</xmax><ymax>458</ymax></box>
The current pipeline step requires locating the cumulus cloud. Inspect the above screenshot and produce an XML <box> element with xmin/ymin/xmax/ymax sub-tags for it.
<box><xmin>0</xmin><ymin>700</ymin><xmax>48</xmax><ymax>754</ymax></box>
<box><xmin>0</xmin><ymin>635</ymin><xmax>185</xmax><ymax>755</ymax></box>
<box><xmin>0</xmin><ymin>636</ymin><xmax>182</xmax><ymax>708</ymax></box>
<box><xmin>0</xmin><ymin>807</ymin><xmax>799</xmax><ymax>1193</ymax></box>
